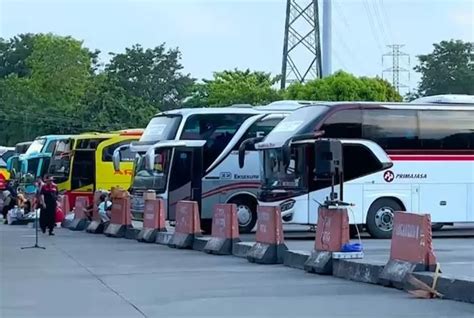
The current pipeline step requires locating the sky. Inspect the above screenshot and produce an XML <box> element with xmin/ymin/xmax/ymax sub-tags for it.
<box><xmin>1</xmin><ymin>0</ymin><xmax>473</xmax><ymax>94</ymax></box>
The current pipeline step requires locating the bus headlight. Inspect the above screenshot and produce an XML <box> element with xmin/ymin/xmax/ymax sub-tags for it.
<box><xmin>280</xmin><ymin>199</ymin><xmax>295</xmax><ymax>212</ymax></box>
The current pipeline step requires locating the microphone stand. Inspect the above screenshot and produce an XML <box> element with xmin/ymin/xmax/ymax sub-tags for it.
<box><xmin>21</xmin><ymin>192</ymin><xmax>45</xmax><ymax>250</ymax></box>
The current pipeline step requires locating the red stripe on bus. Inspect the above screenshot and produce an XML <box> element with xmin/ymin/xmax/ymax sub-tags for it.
<box><xmin>389</xmin><ymin>155</ymin><xmax>474</xmax><ymax>161</ymax></box>
<box><xmin>202</xmin><ymin>182</ymin><xmax>261</xmax><ymax>198</ymax></box>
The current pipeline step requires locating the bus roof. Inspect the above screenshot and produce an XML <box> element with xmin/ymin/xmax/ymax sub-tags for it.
<box><xmin>279</xmin><ymin>100</ymin><xmax>474</xmax><ymax>111</ymax></box>
<box><xmin>410</xmin><ymin>94</ymin><xmax>474</xmax><ymax>104</ymax></box>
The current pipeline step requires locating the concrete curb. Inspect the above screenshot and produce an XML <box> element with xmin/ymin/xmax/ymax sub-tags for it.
<box><xmin>332</xmin><ymin>259</ymin><xmax>384</xmax><ymax>285</ymax></box>
<box><xmin>125</xmin><ymin>228</ymin><xmax>140</xmax><ymax>240</ymax></box>
<box><xmin>283</xmin><ymin>250</ymin><xmax>310</xmax><ymax>270</ymax></box>
<box><xmin>413</xmin><ymin>272</ymin><xmax>474</xmax><ymax>304</ymax></box>
<box><xmin>233</xmin><ymin>242</ymin><xmax>253</xmax><ymax>258</ymax></box>
<box><xmin>193</xmin><ymin>237</ymin><xmax>210</xmax><ymax>252</ymax></box>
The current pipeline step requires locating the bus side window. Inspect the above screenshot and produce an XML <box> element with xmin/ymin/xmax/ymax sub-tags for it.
<box><xmin>45</xmin><ymin>141</ymin><xmax>57</xmax><ymax>153</ymax></box>
<box><xmin>309</xmin><ymin>144</ymin><xmax>383</xmax><ymax>192</ymax></box>
<box><xmin>362</xmin><ymin>109</ymin><xmax>420</xmax><ymax>149</ymax></box>
<box><xmin>320</xmin><ymin>109</ymin><xmax>362</xmax><ymax>138</ymax></box>
<box><xmin>102</xmin><ymin>142</ymin><xmax>135</xmax><ymax>162</ymax></box>
<box><xmin>232</xmin><ymin>118</ymin><xmax>282</xmax><ymax>151</ymax></box>
<box><xmin>419</xmin><ymin>110</ymin><xmax>473</xmax><ymax>150</ymax></box>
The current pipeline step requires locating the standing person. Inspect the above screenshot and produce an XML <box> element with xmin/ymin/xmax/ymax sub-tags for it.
<box><xmin>39</xmin><ymin>175</ymin><xmax>58</xmax><ymax>235</ymax></box>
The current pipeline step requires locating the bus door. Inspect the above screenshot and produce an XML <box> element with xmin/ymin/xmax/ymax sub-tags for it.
<box><xmin>145</xmin><ymin>140</ymin><xmax>205</xmax><ymax>221</ymax></box>
<box><xmin>71</xmin><ymin>149</ymin><xmax>96</xmax><ymax>193</ymax></box>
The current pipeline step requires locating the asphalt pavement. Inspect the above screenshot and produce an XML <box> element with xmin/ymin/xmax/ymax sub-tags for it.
<box><xmin>1</xmin><ymin>224</ymin><xmax>473</xmax><ymax>318</ymax></box>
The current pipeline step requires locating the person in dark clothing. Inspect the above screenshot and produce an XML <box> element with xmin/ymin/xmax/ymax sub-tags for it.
<box><xmin>39</xmin><ymin>175</ymin><xmax>58</xmax><ymax>235</ymax></box>
<box><xmin>2</xmin><ymin>190</ymin><xmax>15</xmax><ymax>224</ymax></box>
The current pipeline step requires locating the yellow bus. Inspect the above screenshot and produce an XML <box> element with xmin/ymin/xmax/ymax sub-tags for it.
<box><xmin>47</xmin><ymin>129</ymin><xmax>143</xmax><ymax>205</ymax></box>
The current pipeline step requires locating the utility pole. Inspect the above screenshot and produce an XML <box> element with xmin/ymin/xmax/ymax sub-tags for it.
<box><xmin>382</xmin><ymin>44</ymin><xmax>410</xmax><ymax>94</ymax></box>
<box><xmin>281</xmin><ymin>0</ymin><xmax>322</xmax><ymax>89</ymax></box>
<box><xmin>322</xmin><ymin>0</ymin><xmax>332</xmax><ymax>77</ymax></box>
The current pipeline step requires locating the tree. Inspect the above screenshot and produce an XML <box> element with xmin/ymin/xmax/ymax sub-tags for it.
<box><xmin>77</xmin><ymin>74</ymin><xmax>156</xmax><ymax>131</ymax></box>
<box><xmin>284</xmin><ymin>71</ymin><xmax>402</xmax><ymax>102</ymax></box>
<box><xmin>185</xmin><ymin>69</ymin><xmax>282</xmax><ymax>107</ymax></box>
<box><xmin>105</xmin><ymin>44</ymin><xmax>194</xmax><ymax>111</ymax></box>
<box><xmin>0</xmin><ymin>33</ymin><xmax>39</xmax><ymax>78</ymax></box>
<box><xmin>27</xmin><ymin>33</ymin><xmax>93</xmax><ymax>109</ymax></box>
<box><xmin>414</xmin><ymin>40</ymin><xmax>474</xmax><ymax>96</ymax></box>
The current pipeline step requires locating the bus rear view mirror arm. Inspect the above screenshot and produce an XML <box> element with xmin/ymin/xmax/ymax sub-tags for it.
<box><xmin>238</xmin><ymin>136</ymin><xmax>264</xmax><ymax>168</ymax></box>
<box><xmin>113</xmin><ymin>144</ymin><xmax>132</xmax><ymax>172</ymax></box>
<box><xmin>281</xmin><ymin>131</ymin><xmax>325</xmax><ymax>166</ymax></box>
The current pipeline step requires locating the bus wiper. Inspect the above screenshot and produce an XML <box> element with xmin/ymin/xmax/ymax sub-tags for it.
<box><xmin>238</xmin><ymin>136</ymin><xmax>264</xmax><ymax>168</ymax></box>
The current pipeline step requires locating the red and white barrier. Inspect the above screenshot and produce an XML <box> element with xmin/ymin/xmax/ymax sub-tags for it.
<box><xmin>103</xmin><ymin>196</ymin><xmax>132</xmax><ymax>238</ymax></box>
<box><xmin>203</xmin><ymin>203</ymin><xmax>240</xmax><ymax>255</ymax></box>
<box><xmin>168</xmin><ymin>201</ymin><xmax>201</xmax><ymax>249</ymax></box>
<box><xmin>305</xmin><ymin>207</ymin><xmax>350</xmax><ymax>274</ymax></box>
<box><xmin>379</xmin><ymin>211</ymin><xmax>438</xmax><ymax>287</ymax></box>
<box><xmin>137</xmin><ymin>198</ymin><xmax>166</xmax><ymax>243</ymax></box>
<box><xmin>68</xmin><ymin>196</ymin><xmax>90</xmax><ymax>231</ymax></box>
<box><xmin>247</xmin><ymin>205</ymin><xmax>287</xmax><ymax>264</ymax></box>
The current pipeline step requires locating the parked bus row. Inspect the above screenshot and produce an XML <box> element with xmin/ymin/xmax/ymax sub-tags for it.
<box><xmin>3</xmin><ymin>130</ymin><xmax>143</xmax><ymax>205</ymax></box>
<box><xmin>113</xmin><ymin>94</ymin><xmax>474</xmax><ymax>238</ymax></box>
<box><xmin>4</xmin><ymin>94</ymin><xmax>473</xmax><ymax>238</ymax></box>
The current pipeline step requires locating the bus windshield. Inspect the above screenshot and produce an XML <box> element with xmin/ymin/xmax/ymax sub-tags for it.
<box><xmin>132</xmin><ymin>149</ymin><xmax>170</xmax><ymax>192</ymax></box>
<box><xmin>261</xmin><ymin>145</ymin><xmax>307</xmax><ymax>190</ymax></box>
<box><xmin>48</xmin><ymin>139</ymin><xmax>73</xmax><ymax>183</ymax></box>
<box><xmin>140</xmin><ymin>115</ymin><xmax>182</xmax><ymax>143</ymax></box>
<box><xmin>261</xmin><ymin>105</ymin><xmax>329</xmax><ymax>147</ymax></box>
<box><xmin>25</xmin><ymin>138</ymin><xmax>46</xmax><ymax>155</ymax></box>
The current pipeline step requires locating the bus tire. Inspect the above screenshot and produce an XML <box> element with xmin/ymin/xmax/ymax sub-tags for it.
<box><xmin>366</xmin><ymin>198</ymin><xmax>404</xmax><ymax>239</ymax></box>
<box><xmin>229</xmin><ymin>195</ymin><xmax>257</xmax><ymax>234</ymax></box>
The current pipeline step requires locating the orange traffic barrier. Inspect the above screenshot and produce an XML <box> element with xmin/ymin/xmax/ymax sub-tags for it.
<box><xmin>168</xmin><ymin>200</ymin><xmax>201</xmax><ymax>249</ymax></box>
<box><xmin>379</xmin><ymin>211</ymin><xmax>438</xmax><ymax>288</ymax></box>
<box><xmin>137</xmin><ymin>198</ymin><xmax>166</xmax><ymax>243</ymax></box>
<box><xmin>203</xmin><ymin>203</ymin><xmax>240</xmax><ymax>255</ymax></box>
<box><xmin>305</xmin><ymin>207</ymin><xmax>350</xmax><ymax>274</ymax></box>
<box><xmin>86</xmin><ymin>191</ymin><xmax>106</xmax><ymax>234</ymax></box>
<box><xmin>68</xmin><ymin>196</ymin><xmax>90</xmax><ymax>231</ymax></box>
<box><xmin>247</xmin><ymin>205</ymin><xmax>287</xmax><ymax>264</ymax></box>
<box><xmin>59</xmin><ymin>194</ymin><xmax>71</xmax><ymax>227</ymax></box>
<box><xmin>103</xmin><ymin>196</ymin><xmax>132</xmax><ymax>238</ymax></box>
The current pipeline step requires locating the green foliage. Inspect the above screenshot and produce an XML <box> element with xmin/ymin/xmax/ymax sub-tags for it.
<box><xmin>185</xmin><ymin>69</ymin><xmax>282</xmax><ymax>107</ymax></box>
<box><xmin>0</xmin><ymin>33</ymin><xmax>38</xmax><ymax>78</ymax></box>
<box><xmin>78</xmin><ymin>74</ymin><xmax>157</xmax><ymax>130</ymax></box>
<box><xmin>106</xmin><ymin>44</ymin><xmax>195</xmax><ymax>111</ymax></box>
<box><xmin>414</xmin><ymin>40</ymin><xmax>474</xmax><ymax>96</ymax></box>
<box><xmin>26</xmin><ymin>34</ymin><xmax>93</xmax><ymax>109</ymax></box>
<box><xmin>285</xmin><ymin>71</ymin><xmax>402</xmax><ymax>102</ymax></box>
<box><xmin>0</xmin><ymin>34</ymin><xmax>192</xmax><ymax>145</ymax></box>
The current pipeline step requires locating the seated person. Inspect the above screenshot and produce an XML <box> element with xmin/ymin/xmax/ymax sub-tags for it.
<box><xmin>98</xmin><ymin>194</ymin><xmax>112</xmax><ymax>223</ymax></box>
<box><xmin>84</xmin><ymin>203</ymin><xmax>94</xmax><ymax>221</ymax></box>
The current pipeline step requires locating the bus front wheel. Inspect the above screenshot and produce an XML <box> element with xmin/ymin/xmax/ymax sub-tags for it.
<box><xmin>229</xmin><ymin>195</ymin><xmax>257</xmax><ymax>234</ymax></box>
<box><xmin>366</xmin><ymin>198</ymin><xmax>404</xmax><ymax>239</ymax></box>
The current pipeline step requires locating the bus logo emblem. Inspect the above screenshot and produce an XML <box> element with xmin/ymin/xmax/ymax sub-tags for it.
<box><xmin>383</xmin><ymin>170</ymin><xmax>394</xmax><ymax>183</ymax></box>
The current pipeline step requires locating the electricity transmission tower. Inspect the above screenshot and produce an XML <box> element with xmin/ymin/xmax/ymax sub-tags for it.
<box><xmin>281</xmin><ymin>0</ymin><xmax>323</xmax><ymax>89</ymax></box>
<box><xmin>382</xmin><ymin>44</ymin><xmax>410</xmax><ymax>94</ymax></box>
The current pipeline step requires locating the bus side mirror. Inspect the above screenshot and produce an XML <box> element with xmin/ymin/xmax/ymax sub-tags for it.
<box><xmin>145</xmin><ymin>148</ymin><xmax>155</xmax><ymax>171</ymax></box>
<box><xmin>112</xmin><ymin>145</ymin><xmax>131</xmax><ymax>172</ymax></box>
<box><xmin>238</xmin><ymin>136</ymin><xmax>264</xmax><ymax>169</ymax></box>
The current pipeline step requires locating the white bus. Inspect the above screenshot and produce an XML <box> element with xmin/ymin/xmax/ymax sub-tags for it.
<box><xmin>114</xmin><ymin>102</ymin><xmax>306</xmax><ymax>233</ymax></box>
<box><xmin>249</xmin><ymin>99</ymin><xmax>474</xmax><ymax>238</ymax></box>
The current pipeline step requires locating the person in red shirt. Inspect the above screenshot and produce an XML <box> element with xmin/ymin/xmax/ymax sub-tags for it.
<box><xmin>39</xmin><ymin>175</ymin><xmax>58</xmax><ymax>235</ymax></box>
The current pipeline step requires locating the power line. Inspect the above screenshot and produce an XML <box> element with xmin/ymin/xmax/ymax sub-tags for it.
<box><xmin>362</xmin><ymin>0</ymin><xmax>384</xmax><ymax>54</ymax></box>
<box><xmin>378</xmin><ymin>0</ymin><xmax>396</xmax><ymax>42</ymax></box>
<box><xmin>371</xmin><ymin>0</ymin><xmax>390</xmax><ymax>44</ymax></box>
